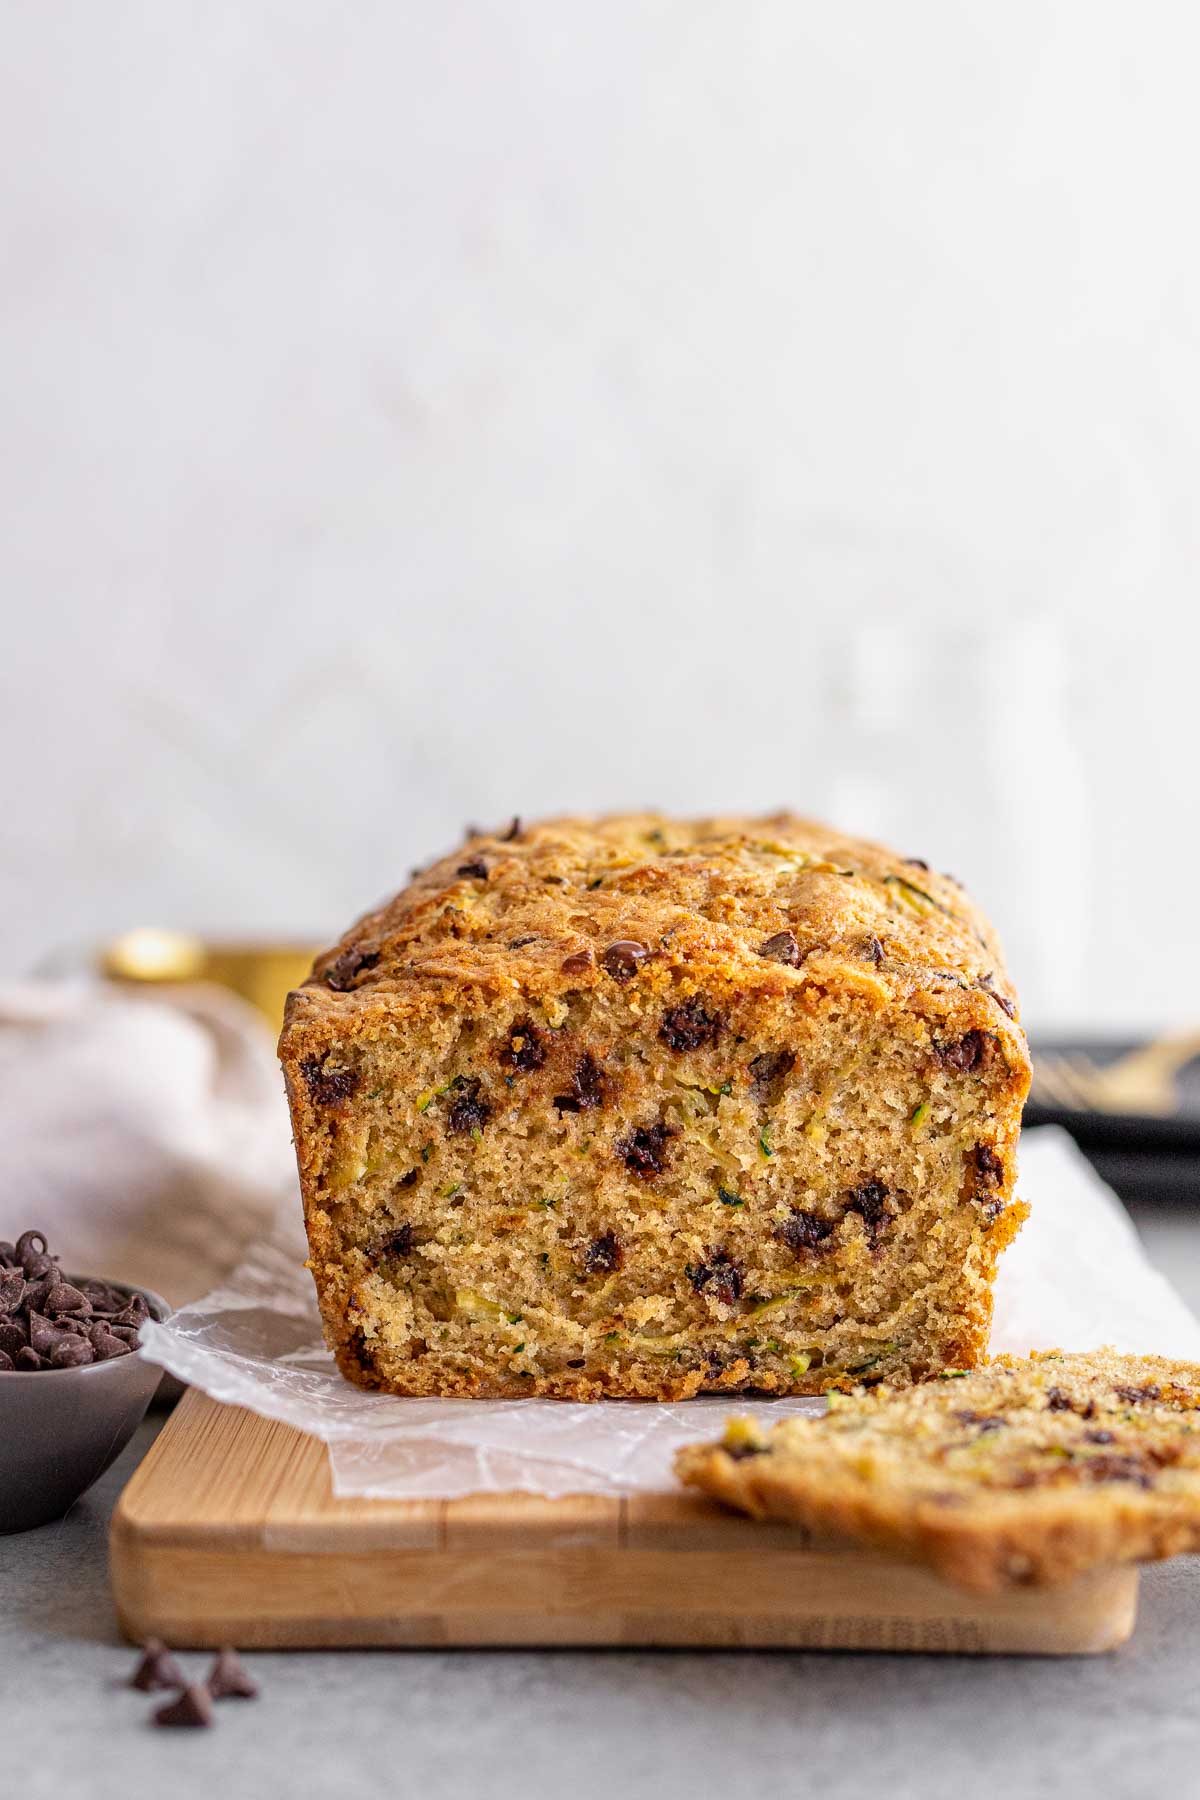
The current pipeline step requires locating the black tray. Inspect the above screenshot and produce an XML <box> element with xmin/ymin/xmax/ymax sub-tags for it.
<box><xmin>1024</xmin><ymin>1038</ymin><xmax>1200</xmax><ymax>1207</ymax></box>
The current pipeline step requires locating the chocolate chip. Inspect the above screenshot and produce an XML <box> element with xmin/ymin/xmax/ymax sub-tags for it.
<box><xmin>1045</xmin><ymin>1386</ymin><xmax>1075</xmax><ymax>1412</ymax></box>
<box><xmin>777</xmin><ymin>1209</ymin><xmax>835</xmax><ymax>1255</ymax></box>
<box><xmin>500</xmin><ymin>816</ymin><xmax>522</xmax><ymax>841</ymax></box>
<box><xmin>602</xmin><ymin>940</ymin><xmax>650</xmax><ymax>981</ymax></box>
<box><xmin>584</xmin><ymin>1234</ymin><xmax>623</xmax><ymax>1275</ymax></box>
<box><xmin>758</xmin><ymin>931</ymin><xmax>802</xmax><ymax>967</ymax></box>
<box><xmin>1114</xmin><ymin>1383</ymin><xmax>1162</xmax><ymax>1405</ymax></box>
<box><xmin>616</xmin><ymin>1121</ymin><xmax>676</xmax><ymax>1178</ymax></box>
<box><xmin>561</xmin><ymin>949</ymin><xmax>594</xmax><ymax>976</ymax></box>
<box><xmin>379</xmin><ymin>1223</ymin><xmax>415</xmax><ymax>1259</ymax></box>
<box><xmin>77</xmin><ymin>1279</ymin><xmax>125</xmax><ymax>1313</ymax></box>
<box><xmin>725</xmin><ymin>1441</ymin><xmax>767</xmax><ymax>1462</ymax></box>
<box><xmin>501</xmin><ymin>1018</ymin><xmax>546</xmax><ymax>1074</ymax></box>
<box><xmin>1084</xmin><ymin>1429</ymin><xmax>1116</xmax><ymax>1445</ymax></box>
<box><xmin>0</xmin><ymin>1349</ymin><xmax>12</xmax><ymax>1372</ymax></box>
<box><xmin>456</xmin><ymin>859</ymin><xmax>489</xmax><ymax>879</ymax></box>
<box><xmin>27</xmin><ymin>1312</ymin><xmax>59</xmax><ymax>1356</ymax></box>
<box><xmin>904</xmin><ymin>857</ymin><xmax>930</xmax><ymax>870</ymax></box>
<box><xmin>861</xmin><ymin>935</ymin><xmax>884</xmax><ymax>966</ymax></box>
<box><xmin>206</xmin><ymin>1647</ymin><xmax>258</xmax><ymax>1700</ymax></box>
<box><xmin>325</xmin><ymin>946</ymin><xmax>381</xmax><ymax>991</ymax></box>
<box><xmin>507</xmin><ymin>935</ymin><xmax>539</xmax><ymax>949</ymax></box>
<box><xmin>21</xmin><ymin>1276</ymin><xmax>54</xmax><ymax>1314</ymax></box>
<box><xmin>977</xmin><ymin>972</ymin><xmax>1017</xmax><ymax>1018</ymax></box>
<box><xmin>749</xmin><ymin>1048</ymin><xmax>794</xmax><ymax>1099</ymax></box>
<box><xmin>1083</xmin><ymin>1454</ymin><xmax>1155</xmax><ymax>1490</ymax></box>
<box><xmin>131</xmin><ymin>1639</ymin><xmax>187</xmax><ymax>1692</ymax></box>
<box><xmin>844</xmin><ymin>1181</ymin><xmax>890</xmax><ymax>1245</ymax></box>
<box><xmin>570</xmin><ymin>1052</ymin><xmax>605</xmax><ymax>1110</ymax></box>
<box><xmin>974</xmin><ymin>1145</ymin><xmax>1004</xmax><ymax>1187</ymax></box>
<box><xmin>299</xmin><ymin>1058</ymin><xmax>360</xmax><ymax>1106</ymax></box>
<box><xmin>0</xmin><ymin>1233</ymin><xmax>144</xmax><ymax>1368</ymax></box>
<box><xmin>46</xmin><ymin>1282</ymin><xmax>91</xmax><ymax>1316</ymax></box>
<box><xmin>111</xmin><ymin>1304</ymin><xmax>149</xmax><ymax>1332</ymax></box>
<box><xmin>953</xmin><ymin>1411</ymin><xmax>1005</xmax><ymax>1433</ymax></box>
<box><xmin>14</xmin><ymin>1230</ymin><xmax>49</xmax><ymax>1274</ymax></box>
<box><xmin>446</xmin><ymin>1076</ymin><xmax>491</xmax><ymax>1135</ymax></box>
<box><xmin>659</xmin><ymin>997</ymin><xmax>723</xmax><ymax>1053</ymax></box>
<box><xmin>555</xmin><ymin>1052</ymin><xmax>607</xmax><ymax>1114</ymax></box>
<box><xmin>687</xmin><ymin>1252</ymin><xmax>744</xmax><ymax>1307</ymax></box>
<box><xmin>154</xmin><ymin>1685</ymin><xmax>215</xmax><ymax>1729</ymax></box>
<box><xmin>935</xmin><ymin>1031</ymin><xmax>998</xmax><ymax>1074</ymax></box>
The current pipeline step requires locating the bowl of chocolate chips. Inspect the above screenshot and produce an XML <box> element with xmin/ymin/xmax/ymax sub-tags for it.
<box><xmin>0</xmin><ymin>1229</ymin><xmax>170</xmax><ymax>1533</ymax></box>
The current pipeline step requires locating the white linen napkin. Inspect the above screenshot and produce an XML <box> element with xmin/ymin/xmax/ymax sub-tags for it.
<box><xmin>0</xmin><ymin>981</ymin><xmax>296</xmax><ymax>1305</ymax></box>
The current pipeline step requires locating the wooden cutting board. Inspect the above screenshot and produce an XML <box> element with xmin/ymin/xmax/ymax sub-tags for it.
<box><xmin>110</xmin><ymin>1390</ymin><xmax>1138</xmax><ymax>1654</ymax></box>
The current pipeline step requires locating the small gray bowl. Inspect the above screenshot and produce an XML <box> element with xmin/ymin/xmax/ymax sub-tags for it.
<box><xmin>0</xmin><ymin>1278</ymin><xmax>171</xmax><ymax>1534</ymax></box>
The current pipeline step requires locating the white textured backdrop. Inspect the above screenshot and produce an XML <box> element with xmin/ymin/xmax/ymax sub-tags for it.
<box><xmin>2</xmin><ymin>3</ymin><xmax>1197</xmax><ymax>1030</ymax></box>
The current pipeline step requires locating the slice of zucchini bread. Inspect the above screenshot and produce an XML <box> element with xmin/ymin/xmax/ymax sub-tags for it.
<box><xmin>676</xmin><ymin>1349</ymin><xmax>1200</xmax><ymax>1590</ymax></box>
<box><xmin>279</xmin><ymin>813</ymin><xmax>1031</xmax><ymax>1400</ymax></box>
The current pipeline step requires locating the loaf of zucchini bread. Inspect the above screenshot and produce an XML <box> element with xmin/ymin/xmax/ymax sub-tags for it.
<box><xmin>279</xmin><ymin>813</ymin><xmax>1031</xmax><ymax>1400</ymax></box>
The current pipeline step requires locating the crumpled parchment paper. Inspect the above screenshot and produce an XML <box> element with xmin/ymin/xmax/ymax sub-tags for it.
<box><xmin>139</xmin><ymin>1128</ymin><xmax>1200</xmax><ymax>1499</ymax></box>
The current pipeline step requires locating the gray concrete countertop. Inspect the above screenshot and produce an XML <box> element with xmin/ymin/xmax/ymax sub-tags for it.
<box><xmin>8</xmin><ymin>1197</ymin><xmax>1200</xmax><ymax>1800</ymax></box>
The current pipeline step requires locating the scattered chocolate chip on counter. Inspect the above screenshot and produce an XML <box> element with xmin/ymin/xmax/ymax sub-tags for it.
<box><xmin>206</xmin><ymin>1647</ymin><xmax>259</xmax><ymax>1700</ymax></box>
<box><xmin>154</xmin><ymin>1685</ymin><xmax>215</xmax><ymax>1729</ymax></box>
<box><xmin>130</xmin><ymin>1639</ymin><xmax>187</xmax><ymax>1693</ymax></box>
<box><xmin>0</xmin><ymin>1230</ymin><xmax>148</xmax><ymax>1371</ymax></box>
<box><xmin>129</xmin><ymin>1641</ymin><xmax>262</xmax><ymax>1728</ymax></box>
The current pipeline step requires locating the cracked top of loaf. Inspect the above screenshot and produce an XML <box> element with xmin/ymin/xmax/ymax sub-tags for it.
<box><xmin>286</xmin><ymin>812</ymin><xmax>1021</xmax><ymax>1036</ymax></box>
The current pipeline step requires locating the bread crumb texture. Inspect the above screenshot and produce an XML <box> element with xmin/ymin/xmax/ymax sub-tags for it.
<box><xmin>279</xmin><ymin>813</ymin><xmax>1030</xmax><ymax>1400</ymax></box>
<box><xmin>677</xmin><ymin>1349</ymin><xmax>1200</xmax><ymax>1589</ymax></box>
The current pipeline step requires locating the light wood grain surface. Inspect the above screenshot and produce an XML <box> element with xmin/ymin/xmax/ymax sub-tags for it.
<box><xmin>109</xmin><ymin>1390</ymin><xmax>1139</xmax><ymax>1654</ymax></box>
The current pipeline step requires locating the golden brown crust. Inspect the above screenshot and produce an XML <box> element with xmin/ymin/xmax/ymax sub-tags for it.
<box><xmin>291</xmin><ymin>812</ymin><xmax>1020</xmax><ymax>1031</ymax></box>
<box><xmin>280</xmin><ymin>813</ymin><xmax>1030</xmax><ymax>1401</ymax></box>
<box><xmin>676</xmin><ymin>1349</ymin><xmax>1200</xmax><ymax>1589</ymax></box>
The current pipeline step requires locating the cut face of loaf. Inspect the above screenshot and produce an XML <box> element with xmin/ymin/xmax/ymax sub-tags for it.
<box><xmin>280</xmin><ymin>814</ymin><xmax>1031</xmax><ymax>1399</ymax></box>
